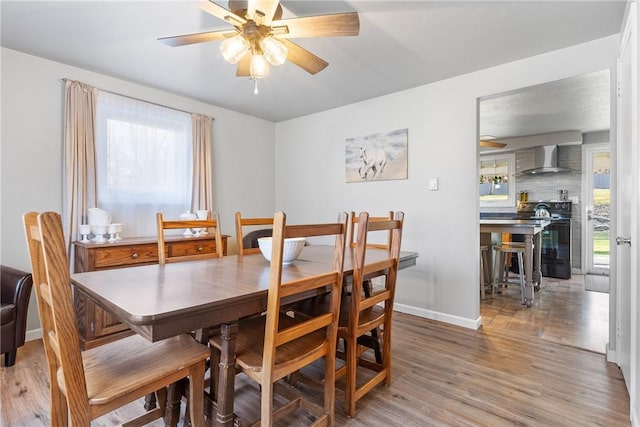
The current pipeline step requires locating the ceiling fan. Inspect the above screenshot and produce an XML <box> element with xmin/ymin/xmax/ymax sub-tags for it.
<box><xmin>479</xmin><ymin>136</ymin><xmax>507</xmax><ymax>148</ymax></box>
<box><xmin>158</xmin><ymin>0</ymin><xmax>359</xmax><ymax>92</ymax></box>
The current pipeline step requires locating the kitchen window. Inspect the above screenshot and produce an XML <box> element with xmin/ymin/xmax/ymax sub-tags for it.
<box><xmin>479</xmin><ymin>153</ymin><xmax>516</xmax><ymax>207</ymax></box>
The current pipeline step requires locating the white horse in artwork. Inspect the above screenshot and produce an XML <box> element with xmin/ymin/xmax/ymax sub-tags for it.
<box><xmin>358</xmin><ymin>146</ymin><xmax>389</xmax><ymax>180</ymax></box>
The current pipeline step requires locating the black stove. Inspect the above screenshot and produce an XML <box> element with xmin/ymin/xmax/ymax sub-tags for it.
<box><xmin>516</xmin><ymin>201</ymin><xmax>572</xmax><ymax>219</ymax></box>
<box><xmin>513</xmin><ymin>201</ymin><xmax>572</xmax><ymax>279</ymax></box>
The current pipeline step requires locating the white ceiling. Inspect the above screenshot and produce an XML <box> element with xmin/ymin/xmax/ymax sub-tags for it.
<box><xmin>1</xmin><ymin>0</ymin><xmax>625</xmax><ymax>136</ymax></box>
<box><xmin>480</xmin><ymin>69</ymin><xmax>612</xmax><ymax>141</ymax></box>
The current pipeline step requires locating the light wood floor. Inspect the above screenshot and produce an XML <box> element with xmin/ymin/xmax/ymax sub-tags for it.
<box><xmin>1</xmin><ymin>277</ymin><xmax>628</xmax><ymax>426</ymax></box>
<box><xmin>481</xmin><ymin>273</ymin><xmax>610</xmax><ymax>354</ymax></box>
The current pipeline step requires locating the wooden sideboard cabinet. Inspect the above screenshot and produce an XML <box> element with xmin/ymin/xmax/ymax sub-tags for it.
<box><xmin>73</xmin><ymin>234</ymin><xmax>228</xmax><ymax>349</ymax></box>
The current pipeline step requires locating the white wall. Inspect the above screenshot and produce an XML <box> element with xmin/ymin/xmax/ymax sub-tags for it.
<box><xmin>274</xmin><ymin>35</ymin><xmax>619</xmax><ymax>328</ymax></box>
<box><xmin>1</xmin><ymin>48</ymin><xmax>276</xmax><ymax>333</ymax></box>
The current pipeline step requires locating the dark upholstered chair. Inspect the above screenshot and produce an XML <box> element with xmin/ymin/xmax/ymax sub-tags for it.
<box><xmin>242</xmin><ymin>228</ymin><xmax>273</xmax><ymax>251</ymax></box>
<box><xmin>1</xmin><ymin>265</ymin><xmax>33</xmax><ymax>367</ymax></box>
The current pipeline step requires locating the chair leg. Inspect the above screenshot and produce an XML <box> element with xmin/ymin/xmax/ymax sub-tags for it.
<box><xmin>49</xmin><ymin>370</ymin><xmax>69</xmax><ymax>427</ymax></box>
<box><xmin>479</xmin><ymin>252</ymin><xmax>485</xmax><ymax>299</ymax></box>
<box><xmin>382</xmin><ymin>319</ymin><xmax>392</xmax><ymax>387</ymax></box>
<box><xmin>345</xmin><ymin>337</ymin><xmax>358</xmax><ymax>417</ymax></box>
<box><xmin>3</xmin><ymin>350</ymin><xmax>17</xmax><ymax>367</ymax></box>
<box><xmin>324</xmin><ymin>335</ymin><xmax>337</xmax><ymax>426</ymax></box>
<box><xmin>187</xmin><ymin>363</ymin><xmax>206</xmax><ymax>427</ymax></box>
<box><xmin>261</xmin><ymin>381</ymin><xmax>274</xmax><ymax>426</ymax></box>
<box><xmin>517</xmin><ymin>253</ymin><xmax>526</xmax><ymax>305</ymax></box>
<box><xmin>492</xmin><ymin>251</ymin><xmax>501</xmax><ymax>293</ymax></box>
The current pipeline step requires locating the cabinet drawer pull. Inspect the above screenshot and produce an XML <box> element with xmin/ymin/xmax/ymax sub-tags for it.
<box><xmin>197</xmin><ymin>246</ymin><xmax>204</xmax><ymax>252</ymax></box>
<box><xmin>132</xmin><ymin>253</ymin><xmax>139</xmax><ymax>259</ymax></box>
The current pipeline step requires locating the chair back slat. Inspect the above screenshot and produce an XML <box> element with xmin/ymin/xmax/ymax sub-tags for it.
<box><xmin>157</xmin><ymin>212</ymin><xmax>224</xmax><ymax>264</ymax></box>
<box><xmin>348</xmin><ymin>211</ymin><xmax>394</xmax><ymax>248</ymax></box>
<box><xmin>359</xmin><ymin>290</ymin><xmax>390</xmax><ymax>311</ymax></box>
<box><xmin>235</xmin><ymin>212</ymin><xmax>274</xmax><ymax>256</ymax></box>
<box><xmin>262</xmin><ymin>211</ymin><xmax>348</xmax><ymax>382</ymax></box>
<box><xmin>362</xmin><ymin>259</ymin><xmax>395</xmax><ymax>276</ymax></box>
<box><xmin>279</xmin><ymin>272</ymin><xmax>339</xmax><ymax>298</ymax></box>
<box><xmin>24</xmin><ymin>211</ymin><xmax>90</xmax><ymax>423</ymax></box>
<box><xmin>276</xmin><ymin>313</ymin><xmax>333</xmax><ymax>347</ymax></box>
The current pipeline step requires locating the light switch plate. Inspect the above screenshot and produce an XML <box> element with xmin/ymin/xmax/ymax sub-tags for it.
<box><xmin>429</xmin><ymin>177</ymin><xmax>439</xmax><ymax>191</ymax></box>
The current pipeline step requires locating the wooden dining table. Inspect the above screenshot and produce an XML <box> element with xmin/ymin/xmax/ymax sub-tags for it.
<box><xmin>71</xmin><ymin>245</ymin><xmax>418</xmax><ymax>426</ymax></box>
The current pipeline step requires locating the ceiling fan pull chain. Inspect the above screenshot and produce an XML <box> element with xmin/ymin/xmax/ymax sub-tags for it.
<box><xmin>253</xmin><ymin>78</ymin><xmax>259</xmax><ymax>95</ymax></box>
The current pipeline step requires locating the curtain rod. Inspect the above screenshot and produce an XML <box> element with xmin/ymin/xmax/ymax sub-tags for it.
<box><xmin>60</xmin><ymin>78</ymin><xmax>214</xmax><ymax>120</ymax></box>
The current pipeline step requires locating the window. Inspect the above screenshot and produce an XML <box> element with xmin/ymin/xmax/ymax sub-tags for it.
<box><xmin>479</xmin><ymin>153</ymin><xmax>516</xmax><ymax>207</ymax></box>
<box><xmin>95</xmin><ymin>92</ymin><xmax>193</xmax><ymax>237</ymax></box>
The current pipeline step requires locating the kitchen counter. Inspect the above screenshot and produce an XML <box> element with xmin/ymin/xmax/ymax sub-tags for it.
<box><xmin>480</xmin><ymin>218</ymin><xmax>551</xmax><ymax>227</ymax></box>
<box><xmin>479</xmin><ymin>219</ymin><xmax>550</xmax><ymax>306</ymax></box>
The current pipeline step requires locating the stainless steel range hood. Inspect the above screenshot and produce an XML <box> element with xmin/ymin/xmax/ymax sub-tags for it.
<box><xmin>518</xmin><ymin>145</ymin><xmax>576</xmax><ymax>175</ymax></box>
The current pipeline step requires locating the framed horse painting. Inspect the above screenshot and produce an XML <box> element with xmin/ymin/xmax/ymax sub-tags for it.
<box><xmin>345</xmin><ymin>128</ymin><xmax>408</xmax><ymax>182</ymax></box>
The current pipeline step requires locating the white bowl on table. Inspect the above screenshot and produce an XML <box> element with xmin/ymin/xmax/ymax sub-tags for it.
<box><xmin>257</xmin><ymin>237</ymin><xmax>306</xmax><ymax>265</ymax></box>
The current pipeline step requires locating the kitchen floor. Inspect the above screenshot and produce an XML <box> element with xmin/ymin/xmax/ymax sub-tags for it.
<box><xmin>480</xmin><ymin>273</ymin><xmax>609</xmax><ymax>354</ymax></box>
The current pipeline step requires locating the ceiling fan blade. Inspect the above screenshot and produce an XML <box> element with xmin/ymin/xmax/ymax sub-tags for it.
<box><xmin>247</xmin><ymin>0</ymin><xmax>280</xmax><ymax>25</ymax></box>
<box><xmin>280</xmin><ymin>39</ymin><xmax>328</xmax><ymax>75</ymax></box>
<box><xmin>158</xmin><ymin>29</ymin><xmax>237</xmax><ymax>47</ymax></box>
<box><xmin>273</xmin><ymin>12</ymin><xmax>360</xmax><ymax>38</ymax></box>
<box><xmin>236</xmin><ymin>53</ymin><xmax>251</xmax><ymax>77</ymax></box>
<box><xmin>479</xmin><ymin>140</ymin><xmax>507</xmax><ymax>148</ymax></box>
<box><xmin>200</xmin><ymin>0</ymin><xmax>246</xmax><ymax>26</ymax></box>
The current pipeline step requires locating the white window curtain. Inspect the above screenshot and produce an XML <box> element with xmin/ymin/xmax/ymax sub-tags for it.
<box><xmin>62</xmin><ymin>80</ymin><xmax>98</xmax><ymax>256</ymax></box>
<box><xmin>95</xmin><ymin>91</ymin><xmax>194</xmax><ymax>237</ymax></box>
<box><xmin>191</xmin><ymin>113</ymin><xmax>213</xmax><ymax>212</ymax></box>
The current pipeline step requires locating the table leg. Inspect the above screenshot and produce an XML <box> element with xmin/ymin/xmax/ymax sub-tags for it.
<box><xmin>214</xmin><ymin>322</ymin><xmax>239</xmax><ymax>427</ymax></box>
<box><xmin>534</xmin><ymin>230</ymin><xmax>543</xmax><ymax>290</ymax></box>
<box><xmin>524</xmin><ymin>234</ymin><xmax>534</xmax><ymax>306</ymax></box>
<box><xmin>144</xmin><ymin>392</ymin><xmax>157</xmax><ymax>410</ymax></box>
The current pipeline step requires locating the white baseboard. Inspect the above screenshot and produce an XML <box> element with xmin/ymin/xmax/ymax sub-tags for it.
<box><xmin>632</xmin><ymin>405</ymin><xmax>639</xmax><ymax>427</ymax></box>
<box><xmin>394</xmin><ymin>303</ymin><xmax>481</xmax><ymax>330</ymax></box>
<box><xmin>25</xmin><ymin>328</ymin><xmax>43</xmax><ymax>342</ymax></box>
<box><xmin>606</xmin><ymin>342</ymin><xmax>618</xmax><ymax>364</ymax></box>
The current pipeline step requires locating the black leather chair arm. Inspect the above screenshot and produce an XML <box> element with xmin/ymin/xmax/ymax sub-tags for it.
<box><xmin>1</xmin><ymin>265</ymin><xmax>33</xmax><ymax>366</ymax></box>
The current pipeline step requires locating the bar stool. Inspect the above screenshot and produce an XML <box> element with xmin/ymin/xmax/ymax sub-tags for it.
<box><xmin>493</xmin><ymin>243</ymin><xmax>526</xmax><ymax>305</ymax></box>
<box><xmin>479</xmin><ymin>245</ymin><xmax>491</xmax><ymax>299</ymax></box>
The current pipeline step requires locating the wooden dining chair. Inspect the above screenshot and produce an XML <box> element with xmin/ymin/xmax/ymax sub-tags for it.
<box><xmin>293</xmin><ymin>211</ymin><xmax>404</xmax><ymax>416</ymax></box>
<box><xmin>23</xmin><ymin>211</ymin><xmax>210</xmax><ymax>427</ymax></box>
<box><xmin>210</xmin><ymin>211</ymin><xmax>348</xmax><ymax>426</ymax></box>
<box><xmin>341</xmin><ymin>211</ymin><xmax>404</xmax><ymax>416</ymax></box>
<box><xmin>346</xmin><ymin>210</ymin><xmax>394</xmax><ymax>363</ymax></box>
<box><xmin>234</xmin><ymin>211</ymin><xmax>274</xmax><ymax>256</ymax></box>
<box><xmin>156</xmin><ymin>211</ymin><xmax>224</xmax><ymax>264</ymax></box>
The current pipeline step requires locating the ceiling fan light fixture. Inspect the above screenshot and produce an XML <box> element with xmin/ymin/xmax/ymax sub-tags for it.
<box><xmin>260</xmin><ymin>36</ymin><xmax>288</xmax><ymax>66</ymax></box>
<box><xmin>250</xmin><ymin>54</ymin><xmax>270</xmax><ymax>79</ymax></box>
<box><xmin>220</xmin><ymin>34</ymin><xmax>249</xmax><ymax>64</ymax></box>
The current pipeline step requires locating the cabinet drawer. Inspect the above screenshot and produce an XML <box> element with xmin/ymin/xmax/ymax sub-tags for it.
<box><xmin>167</xmin><ymin>240</ymin><xmax>218</xmax><ymax>257</ymax></box>
<box><xmin>94</xmin><ymin>244</ymin><xmax>158</xmax><ymax>268</ymax></box>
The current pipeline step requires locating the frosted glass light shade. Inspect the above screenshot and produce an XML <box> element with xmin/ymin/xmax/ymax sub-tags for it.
<box><xmin>260</xmin><ymin>36</ymin><xmax>288</xmax><ymax>66</ymax></box>
<box><xmin>250</xmin><ymin>54</ymin><xmax>270</xmax><ymax>79</ymax></box>
<box><xmin>220</xmin><ymin>35</ymin><xmax>249</xmax><ymax>64</ymax></box>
